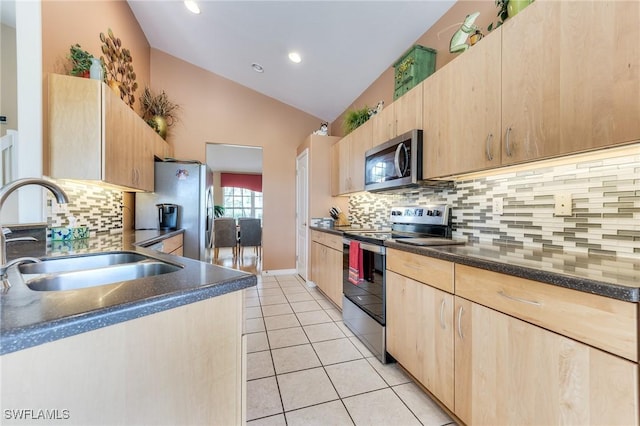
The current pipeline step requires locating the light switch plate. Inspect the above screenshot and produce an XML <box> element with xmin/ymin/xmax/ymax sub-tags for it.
<box><xmin>493</xmin><ymin>197</ymin><xmax>504</xmax><ymax>215</ymax></box>
<box><xmin>554</xmin><ymin>193</ymin><xmax>572</xmax><ymax>216</ymax></box>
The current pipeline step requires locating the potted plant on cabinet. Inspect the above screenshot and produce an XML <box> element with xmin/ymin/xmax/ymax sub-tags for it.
<box><xmin>68</xmin><ymin>44</ymin><xmax>94</xmax><ymax>78</ymax></box>
<box><xmin>487</xmin><ymin>0</ymin><xmax>533</xmax><ymax>31</ymax></box>
<box><xmin>139</xmin><ymin>86</ymin><xmax>180</xmax><ymax>140</ymax></box>
<box><xmin>342</xmin><ymin>106</ymin><xmax>371</xmax><ymax>135</ymax></box>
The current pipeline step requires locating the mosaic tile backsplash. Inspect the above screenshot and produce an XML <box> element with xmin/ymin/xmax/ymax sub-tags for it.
<box><xmin>46</xmin><ymin>180</ymin><xmax>123</xmax><ymax>237</ymax></box>
<box><xmin>349</xmin><ymin>148</ymin><xmax>639</xmax><ymax>258</ymax></box>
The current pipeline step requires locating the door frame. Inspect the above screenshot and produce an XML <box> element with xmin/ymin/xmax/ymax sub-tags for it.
<box><xmin>295</xmin><ymin>149</ymin><xmax>309</xmax><ymax>280</ymax></box>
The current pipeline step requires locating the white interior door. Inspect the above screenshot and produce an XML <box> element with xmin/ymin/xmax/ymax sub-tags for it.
<box><xmin>295</xmin><ymin>150</ymin><xmax>309</xmax><ymax>280</ymax></box>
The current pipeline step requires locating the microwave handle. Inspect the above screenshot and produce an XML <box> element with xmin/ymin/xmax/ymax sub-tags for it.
<box><xmin>394</xmin><ymin>143</ymin><xmax>408</xmax><ymax>177</ymax></box>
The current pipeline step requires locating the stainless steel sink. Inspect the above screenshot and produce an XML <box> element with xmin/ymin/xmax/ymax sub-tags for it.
<box><xmin>19</xmin><ymin>252</ymin><xmax>151</xmax><ymax>275</ymax></box>
<box><xmin>16</xmin><ymin>251</ymin><xmax>183</xmax><ymax>292</ymax></box>
<box><xmin>26</xmin><ymin>262</ymin><xmax>181</xmax><ymax>291</ymax></box>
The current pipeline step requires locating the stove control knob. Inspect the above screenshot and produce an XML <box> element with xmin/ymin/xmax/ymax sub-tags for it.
<box><xmin>415</xmin><ymin>209</ymin><xmax>423</xmax><ymax>216</ymax></box>
<box><xmin>426</xmin><ymin>210</ymin><xmax>433</xmax><ymax>216</ymax></box>
<box><xmin>434</xmin><ymin>210</ymin><xmax>442</xmax><ymax>216</ymax></box>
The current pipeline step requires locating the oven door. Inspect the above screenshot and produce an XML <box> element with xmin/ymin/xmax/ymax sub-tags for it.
<box><xmin>342</xmin><ymin>238</ymin><xmax>386</xmax><ymax>325</ymax></box>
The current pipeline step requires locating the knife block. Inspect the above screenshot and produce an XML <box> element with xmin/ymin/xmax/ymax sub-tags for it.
<box><xmin>335</xmin><ymin>212</ymin><xmax>350</xmax><ymax>227</ymax></box>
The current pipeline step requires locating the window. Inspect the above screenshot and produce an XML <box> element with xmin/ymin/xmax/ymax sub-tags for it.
<box><xmin>222</xmin><ymin>187</ymin><xmax>263</xmax><ymax>219</ymax></box>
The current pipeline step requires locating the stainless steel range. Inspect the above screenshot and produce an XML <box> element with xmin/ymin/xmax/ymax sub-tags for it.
<box><xmin>341</xmin><ymin>204</ymin><xmax>463</xmax><ymax>363</ymax></box>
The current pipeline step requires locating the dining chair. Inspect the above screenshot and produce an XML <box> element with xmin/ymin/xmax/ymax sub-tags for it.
<box><xmin>213</xmin><ymin>218</ymin><xmax>238</xmax><ymax>259</ymax></box>
<box><xmin>238</xmin><ymin>218</ymin><xmax>262</xmax><ymax>259</ymax></box>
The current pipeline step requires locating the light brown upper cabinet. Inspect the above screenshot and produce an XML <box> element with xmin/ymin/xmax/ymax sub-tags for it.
<box><xmin>372</xmin><ymin>82</ymin><xmax>424</xmax><ymax>147</ymax></box>
<box><xmin>421</xmin><ymin>0</ymin><xmax>639</xmax><ymax>178</ymax></box>
<box><xmin>422</xmin><ymin>29</ymin><xmax>502</xmax><ymax>178</ymax></box>
<box><xmin>49</xmin><ymin>74</ymin><xmax>156</xmax><ymax>191</ymax></box>
<box><xmin>501</xmin><ymin>0</ymin><xmax>640</xmax><ymax>164</ymax></box>
<box><xmin>332</xmin><ymin>120</ymin><xmax>373</xmax><ymax>195</ymax></box>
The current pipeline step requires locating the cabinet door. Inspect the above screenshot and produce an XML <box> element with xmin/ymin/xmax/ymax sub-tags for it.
<box><xmin>501</xmin><ymin>0</ymin><xmax>640</xmax><ymax>164</ymax></box>
<box><xmin>330</xmin><ymin>142</ymin><xmax>340</xmax><ymax>197</ymax></box>
<box><xmin>104</xmin><ymin>85</ymin><xmax>136</xmax><ymax>188</ymax></box>
<box><xmin>386</xmin><ymin>271</ymin><xmax>454</xmax><ymax>410</ymax></box>
<box><xmin>423</xmin><ymin>30</ymin><xmax>501</xmax><ymax>178</ymax></box>
<box><xmin>394</xmin><ymin>82</ymin><xmax>423</xmax><ymax>137</ymax></box>
<box><xmin>371</xmin><ymin>103</ymin><xmax>396</xmax><ymax>146</ymax></box>
<box><xmin>48</xmin><ymin>74</ymin><xmax>102</xmax><ymax>181</ymax></box>
<box><xmin>325</xmin><ymin>247</ymin><xmax>343</xmax><ymax>309</ymax></box>
<box><xmin>336</xmin><ymin>137</ymin><xmax>351</xmax><ymax>194</ymax></box>
<box><xmin>310</xmin><ymin>241</ymin><xmax>322</xmax><ymax>287</ymax></box>
<box><xmin>348</xmin><ymin>120</ymin><xmax>372</xmax><ymax>192</ymax></box>
<box><xmin>454</xmin><ymin>297</ymin><xmax>639</xmax><ymax>426</ymax></box>
<box><xmin>135</xmin><ymin>121</ymin><xmax>155</xmax><ymax>191</ymax></box>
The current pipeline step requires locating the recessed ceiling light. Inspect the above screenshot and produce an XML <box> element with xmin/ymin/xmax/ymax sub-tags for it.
<box><xmin>288</xmin><ymin>52</ymin><xmax>302</xmax><ymax>64</ymax></box>
<box><xmin>184</xmin><ymin>0</ymin><xmax>200</xmax><ymax>14</ymax></box>
<box><xmin>251</xmin><ymin>63</ymin><xmax>264</xmax><ymax>73</ymax></box>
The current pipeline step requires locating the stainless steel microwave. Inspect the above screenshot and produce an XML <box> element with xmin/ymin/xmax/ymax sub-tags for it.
<box><xmin>364</xmin><ymin>129</ymin><xmax>422</xmax><ymax>192</ymax></box>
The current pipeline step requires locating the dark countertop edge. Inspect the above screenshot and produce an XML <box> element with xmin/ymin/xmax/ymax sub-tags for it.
<box><xmin>384</xmin><ymin>240</ymin><xmax>639</xmax><ymax>303</ymax></box>
<box><xmin>0</xmin><ymin>274</ymin><xmax>256</xmax><ymax>356</ymax></box>
<box><xmin>309</xmin><ymin>226</ymin><xmax>345</xmax><ymax>236</ymax></box>
<box><xmin>133</xmin><ymin>229</ymin><xmax>185</xmax><ymax>247</ymax></box>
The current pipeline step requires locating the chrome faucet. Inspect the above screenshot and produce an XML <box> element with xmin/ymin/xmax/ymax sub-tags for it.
<box><xmin>0</xmin><ymin>178</ymin><xmax>70</xmax><ymax>290</ymax></box>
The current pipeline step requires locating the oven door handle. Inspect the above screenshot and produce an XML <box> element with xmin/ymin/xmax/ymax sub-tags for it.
<box><xmin>343</xmin><ymin>239</ymin><xmax>385</xmax><ymax>255</ymax></box>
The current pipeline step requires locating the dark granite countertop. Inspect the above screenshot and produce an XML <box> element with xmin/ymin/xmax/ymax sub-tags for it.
<box><xmin>309</xmin><ymin>225</ymin><xmax>375</xmax><ymax>236</ymax></box>
<box><xmin>385</xmin><ymin>240</ymin><xmax>640</xmax><ymax>303</ymax></box>
<box><xmin>1</xmin><ymin>229</ymin><xmax>256</xmax><ymax>355</ymax></box>
<box><xmin>310</xmin><ymin>226</ymin><xmax>639</xmax><ymax>303</ymax></box>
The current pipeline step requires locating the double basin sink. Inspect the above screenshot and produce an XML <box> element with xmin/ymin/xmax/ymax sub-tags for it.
<box><xmin>17</xmin><ymin>251</ymin><xmax>183</xmax><ymax>292</ymax></box>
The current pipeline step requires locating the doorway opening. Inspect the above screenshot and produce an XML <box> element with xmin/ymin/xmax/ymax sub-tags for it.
<box><xmin>206</xmin><ymin>143</ymin><xmax>263</xmax><ymax>275</ymax></box>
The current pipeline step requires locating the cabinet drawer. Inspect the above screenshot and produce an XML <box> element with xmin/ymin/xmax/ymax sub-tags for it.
<box><xmin>310</xmin><ymin>230</ymin><xmax>343</xmax><ymax>251</ymax></box>
<box><xmin>386</xmin><ymin>248</ymin><xmax>454</xmax><ymax>293</ymax></box>
<box><xmin>456</xmin><ymin>264</ymin><xmax>638</xmax><ymax>362</ymax></box>
<box><xmin>162</xmin><ymin>234</ymin><xmax>184</xmax><ymax>254</ymax></box>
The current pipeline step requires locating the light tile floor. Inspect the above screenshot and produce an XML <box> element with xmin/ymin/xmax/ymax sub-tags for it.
<box><xmin>245</xmin><ymin>274</ymin><xmax>457</xmax><ymax>426</ymax></box>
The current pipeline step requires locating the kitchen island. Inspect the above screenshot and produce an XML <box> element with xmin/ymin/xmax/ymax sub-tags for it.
<box><xmin>1</xmin><ymin>229</ymin><xmax>255</xmax><ymax>425</ymax></box>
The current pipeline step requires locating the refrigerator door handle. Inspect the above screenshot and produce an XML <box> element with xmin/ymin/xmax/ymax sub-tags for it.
<box><xmin>205</xmin><ymin>187</ymin><xmax>214</xmax><ymax>249</ymax></box>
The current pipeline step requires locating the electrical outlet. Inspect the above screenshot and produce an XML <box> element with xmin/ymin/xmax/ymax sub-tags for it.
<box><xmin>554</xmin><ymin>193</ymin><xmax>572</xmax><ymax>216</ymax></box>
<box><xmin>493</xmin><ymin>197</ymin><xmax>504</xmax><ymax>215</ymax></box>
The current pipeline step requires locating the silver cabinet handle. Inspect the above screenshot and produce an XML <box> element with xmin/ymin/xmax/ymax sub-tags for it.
<box><xmin>505</xmin><ymin>127</ymin><xmax>513</xmax><ymax>157</ymax></box>
<box><xmin>457</xmin><ymin>305</ymin><xmax>464</xmax><ymax>339</ymax></box>
<box><xmin>439</xmin><ymin>298</ymin><xmax>446</xmax><ymax>330</ymax></box>
<box><xmin>498</xmin><ymin>290</ymin><xmax>541</xmax><ymax>306</ymax></box>
<box><xmin>485</xmin><ymin>133</ymin><xmax>494</xmax><ymax>161</ymax></box>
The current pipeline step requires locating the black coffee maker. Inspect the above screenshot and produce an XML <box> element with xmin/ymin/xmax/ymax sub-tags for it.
<box><xmin>157</xmin><ymin>203</ymin><xmax>178</xmax><ymax>230</ymax></box>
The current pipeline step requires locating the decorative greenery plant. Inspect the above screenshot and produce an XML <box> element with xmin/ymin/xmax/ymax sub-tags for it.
<box><xmin>487</xmin><ymin>0</ymin><xmax>509</xmax><ymax>31</ymax></box>
<box><xmin>214</xmin><ymin>205</ymin><xmax>225</xmax><ymax>218</ymax></box>
<box><xmin>68</xmin><ymin>44</ymin><xmax>94</xmax><ymax>77</ymax></box>
<box><xmin>343</xmin><ymin>106</ymin><xmax>371</xmax><ymax>135</ymax></box>
<box><xmin>139</xmin><ymin>86</ymin><xmax>179</xmax><ymax>139</ymax></box>
<box><xmin>100</xmin><ymin>28</ymin><xmax>138</xmax><ymax>108</ymax></box>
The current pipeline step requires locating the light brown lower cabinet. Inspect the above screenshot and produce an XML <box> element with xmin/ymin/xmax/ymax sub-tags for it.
<box><xmin>309</xmin><ymin>231</ymin><xmax>343</xmax><ymax>308</ymax></box>
<box><xmin>386</xmin><ymin>270</ymin><xmax>454</xmax><ymax>411</ymax></box>
<box><xmin>0</xmin><ymin>291</ymin><xmax>244</xmax><ymax>425</ymax></box>
<box><xmin>159</xmin><ymin>233</ymin><xmax>184</xmax><ymax>256</ymax></box>
<box><xmin>386</xmin><ymin>249</ymin><xmax>639</xmax><ymax>425</ymax></box>
<box><xmin>454</xmin><ymin>296</ymin><xmax>639</xmax><ymax>426</ymax></box>
<box><xmin>310</xmin><ymin>238</ymin><xmax>342</xmax><ymax>309</ymax></box>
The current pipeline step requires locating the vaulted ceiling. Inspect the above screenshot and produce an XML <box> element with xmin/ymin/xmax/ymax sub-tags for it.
<box><xmin>128</xmin><ymin>1</ymin><xmax>455</xmax><ymax>122</ymax></box>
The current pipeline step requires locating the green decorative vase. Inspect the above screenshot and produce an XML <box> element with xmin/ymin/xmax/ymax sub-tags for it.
<box><xmin>507</xmin><ymin>0</ymin><xmax>533</xmax><ymax>18</ymax></box>
<box><xmin>150</xmin><ymin>115</ymin><xmax>168</xmax><ymax>139</ymax></box>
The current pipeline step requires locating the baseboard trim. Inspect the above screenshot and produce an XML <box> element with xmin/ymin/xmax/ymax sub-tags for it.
<box><xmin>261</xmin><ymin>269</ymin><xmax>298</xmax><ymax>276</ymax></box>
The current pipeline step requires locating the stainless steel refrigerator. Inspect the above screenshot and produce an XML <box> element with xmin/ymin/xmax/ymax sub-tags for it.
<box><xmin>135</xmin><ymin>161</ymin><xmax>214</xmax><ymax>261</ymax></box>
